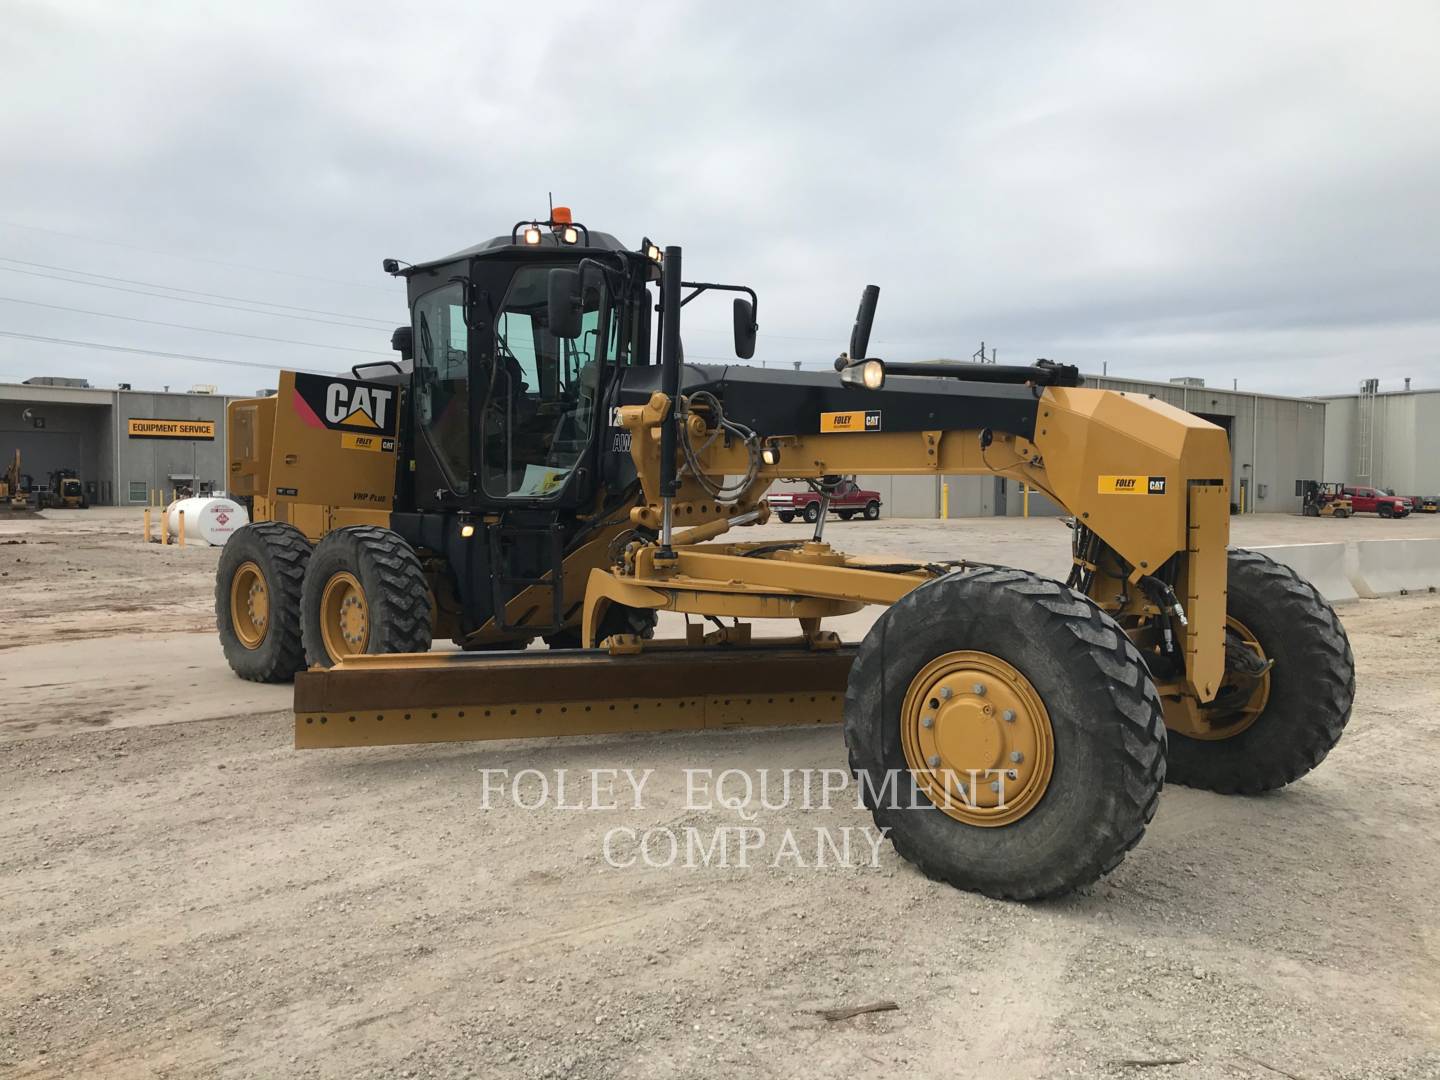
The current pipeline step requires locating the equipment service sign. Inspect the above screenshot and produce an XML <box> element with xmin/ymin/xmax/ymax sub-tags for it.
<box><xmin>127</xmin><ymin>419</ymin><xmax>216</xmax><ymax>440</ymax></box>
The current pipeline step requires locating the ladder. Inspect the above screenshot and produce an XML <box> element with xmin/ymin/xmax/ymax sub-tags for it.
<box><xmin>487</xmin><ymin>519</ymin><xmax>566</xmax><ymax>634</ymax></box>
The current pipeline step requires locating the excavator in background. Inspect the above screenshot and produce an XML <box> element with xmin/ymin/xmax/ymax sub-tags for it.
<box><xmin>214</xmin><ymin>209</ymin><xmax>1355</xmax><ymax>900</ymax></box>
<box><xmin>2</xmin><ymin>450</ymin><xmax>29</xmax><ymax>510</ymax></box>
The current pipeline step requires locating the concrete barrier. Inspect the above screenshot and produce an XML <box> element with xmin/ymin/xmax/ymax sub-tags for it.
<box><xmin>1243</xmin><ymin>539</ymin><xmax>1440</xmax><ymax>602</ymax></box>
<box><xmin>1246</xmin><ymin>543</ymin><xmax>1358</xmax><ymax>603</ymax></box>
<box><xmin>1352</xmin><ymin>538</ymin><xmax>1440</xmax><ymax>598</ymax></box>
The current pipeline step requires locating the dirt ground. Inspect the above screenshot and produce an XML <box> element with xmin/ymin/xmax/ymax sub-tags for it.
<box><xmin>1</xmin><ymin>508</ymin><xmax>1438</xmax><ymax>1078</ymax></box>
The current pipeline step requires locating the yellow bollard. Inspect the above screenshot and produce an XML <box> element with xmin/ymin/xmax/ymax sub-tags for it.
<box><xmin>1023</xmin><ymin>483</ymin><xmax>1031</xmax><ymax>518</ymax></box>
<box><xmin>143</xmin><ymin>508</ymin><xmax>152</xmax><ymax>544</ymax></box>
<box><xmin>941</xmin><ymin>482</ymin><xmax>949</xmax><ymax>519</ymax></box>
<box><xmin>161</xmin><ymin>511</ymin><xmax>169</xmax><ymax>546</ymax></box>
<box><xmin>177</xmin><ymin>509</ymin><xmax>186</xmax><ymax>548</ymax></box>
<box><xmin>1239</xmin><ymin>485</ymin><xmax>1246</xmax><ymax>515</ymax></box>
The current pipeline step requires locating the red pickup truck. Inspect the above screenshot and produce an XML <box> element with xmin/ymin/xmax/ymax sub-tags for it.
<box><xmin>1341</xmin><ymin>485</ymin><xmax>1411</xmax><ymax>518</ymax></box>
<box><xmin>768</xmin><ymin>479</ymin><xmax>882</xmax><ymax>523</ymax></box>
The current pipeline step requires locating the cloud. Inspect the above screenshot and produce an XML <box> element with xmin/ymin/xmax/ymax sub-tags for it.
<box><xmin>1</xmin><ymin>0</ymin><xmax>1436</xmax><ymax>395</ymax></box>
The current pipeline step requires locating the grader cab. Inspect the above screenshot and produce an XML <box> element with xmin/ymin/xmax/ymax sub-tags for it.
<box><xmin>216</xmin><ymin>209</ymin><xmax>1354</xmax><ymax>899</ymax></box>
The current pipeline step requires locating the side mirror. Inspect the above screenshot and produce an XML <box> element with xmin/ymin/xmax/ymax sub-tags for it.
<box><xmin>732</xmin><ymin>298</ymin><xmax>757</xmax><ymax>360</ymax></box>
<box><xmin>849</xmin><ymin>284</ymin><xmax>880</xmax><ymax>360</ymax></box>
<box><xmin>547</xmin><ymin>268</ymin><xmax>584</xmax><ymax>339</ymax></box>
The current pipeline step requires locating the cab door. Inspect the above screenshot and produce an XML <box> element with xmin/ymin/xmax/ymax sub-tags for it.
<box><xmin>471</xmin><ymin>262</ymin><xmax>612</xmax><ymax>510</ymax></box>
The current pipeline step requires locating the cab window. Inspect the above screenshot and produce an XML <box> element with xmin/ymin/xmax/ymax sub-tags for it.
<box><xmin>413</xmin><ymin>282</ymin><xmax>470</xmax><ymax>493</ymax></box>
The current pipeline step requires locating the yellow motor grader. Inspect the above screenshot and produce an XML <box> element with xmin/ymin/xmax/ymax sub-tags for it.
<box><xmin>216</xmin><ymin>210</ymin><xmax>1354</xmax><ymax>899</ymax></box>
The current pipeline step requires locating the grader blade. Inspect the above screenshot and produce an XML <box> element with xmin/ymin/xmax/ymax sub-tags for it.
<box><xmin>293</xmin><ymin>645</ymin><xmax>856</xmax><ymax>749</ymax></box>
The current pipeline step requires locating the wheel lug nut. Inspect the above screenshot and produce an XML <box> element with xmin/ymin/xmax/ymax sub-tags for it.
<box><xmin>938</xmin><ymin>687</ymin><xmax>953</xmax><ymax>700</ymax></box>
<box><xmin>1011</xmin><ymin>751</ymin><xmax>1024</xmax><ymax>763</ymax></box>
<box><xmin>990</xmin><ymin>780</ymin><xmax>1001</xmax><ymax>793</ymax></box>
<box><xmin>922</xmin><ymin>715</ymin><xmax>935</xmax><ymax>729</ymax></box>
<box><xmin>1002</xmin><ymin>709</ymin><xmax>1016</xmax><ymax>722</ymax></box>
<box><xmin>973</xmin><ymin>683</ymin><xmax>986</xmax><ymax>696</ymax></box>
<box><xmin>927</xmin><ymin>755</ymin><xmax>941</xmax><ymax>768</ymax></box>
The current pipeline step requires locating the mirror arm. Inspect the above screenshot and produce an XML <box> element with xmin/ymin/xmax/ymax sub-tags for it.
<box><xmin>679</xmin><ymin>281</ymin><xmax>758</xmax><ymax>321</ymax></box>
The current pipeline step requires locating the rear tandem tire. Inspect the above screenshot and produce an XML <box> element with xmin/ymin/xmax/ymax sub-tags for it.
<box><xmin>300</xmin><ymin>526</ymin><xmax>432</xmax><ymax>669</ymax></box>
<box><xmin>215</xmin><ymin>522</ymin><xmax>311</xmax><ymax>683</ymax></box>
<box><xmin>844</xmin><ymin>567</ymin><xmax>1166</xmax><ymax>900</ymax></box>
<box><xmin>1165</xmin><ymin>548</ymin><xmax>1354</xmax><ymax>794</ymax></box>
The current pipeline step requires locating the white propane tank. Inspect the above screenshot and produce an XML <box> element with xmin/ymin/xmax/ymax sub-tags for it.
<box><xmin>165</xmin><ymin>496</ymin><xmax>249</xmax><ymax>546</ymax></box>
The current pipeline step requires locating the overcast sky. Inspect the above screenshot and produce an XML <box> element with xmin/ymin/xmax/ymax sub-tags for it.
<box><xmin>2</xmin><ymin>1</ymin><xmax>1437</xmax><ymax>396</ymax></box>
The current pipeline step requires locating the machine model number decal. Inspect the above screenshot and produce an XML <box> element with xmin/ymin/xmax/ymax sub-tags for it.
<box><xmin>292</xmin><ymin>372</ymin><xmax>398</xmax><ymax>436</ymax></box>
<box><xmin>820</xmin><ymin>410</ymin><xmax>882</xmax><ymax>433</ymax></box>
<box><xmin>1099</xmin><ymin>475</ymin><xmax>1167</xmax><ymax>495</ymax></box>
<box><xmin>275</xmin><ymin>486</ymin><xmax>299</xmax><ymax>497</ymax></box>
<box><xmin>341</xmin><ymin>433</ymin><xmax>397</xmax><ymax>453</ymax></box>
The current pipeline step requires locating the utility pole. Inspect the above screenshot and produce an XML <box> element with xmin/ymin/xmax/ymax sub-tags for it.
<box><xmin>972</xmin><ymin>342</ymin><xmax>996</xmax><ymax>364</ymax></box>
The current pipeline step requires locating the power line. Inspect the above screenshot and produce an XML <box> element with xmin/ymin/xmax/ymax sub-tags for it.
<box><xmin>0</xmin><ymin>265</ymin><xmax>392</xmax><ymax>332</ymax></box>
<box><xmin>0</xmin><ymin>257</ymin><xmax>396</xmax><ymax>324</ymax></box>
<box><xmin>0</xmin><ymin>219</ymin><xmax>394</xmax><ymax>293</ymax></box>
<box><xmin>0</xmin><ymin>330</ymin><xmax>337</xmax><ymax>375</ymax></box>
<box><xmin>0</xmin><ymin>295</ymin><xmax>391</xmax><ymax>357</ymax></box>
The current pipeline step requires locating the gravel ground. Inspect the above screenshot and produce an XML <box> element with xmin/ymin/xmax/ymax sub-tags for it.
<box><xmin>1</xmin><ymin>508</ymin><xmax>1438</xmax><ymax>1078</ymax></box>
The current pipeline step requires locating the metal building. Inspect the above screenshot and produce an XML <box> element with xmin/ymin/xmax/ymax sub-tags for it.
<box><xmin>1321</xmin><ymin>382</ymin><xmax>1440</xmax><ymax>496</ymax></box>
<box><xmin>850</xmin><ymin>373</ymin><xmax>1328</xmax><ymax>517</ymax></box>
<box><xmin>1</xmin><ymin>378</ymin><xmax>243</xmax><ymax>505</ymax></box>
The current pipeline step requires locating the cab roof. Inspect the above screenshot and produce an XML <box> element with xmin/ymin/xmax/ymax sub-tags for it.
<box><xmin>406</xmin><ymin>229</ymin><xmax>631</xmax><ymax>275</ymax></box>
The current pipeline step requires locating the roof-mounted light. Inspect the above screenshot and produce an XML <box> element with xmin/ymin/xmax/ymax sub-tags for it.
<box><xmin>641</xmin><ymin>238</ymin><xmax>663</xmax><ymax>264</ymax></box>
<box><xmin>523</xmin><ymin>224</ymin><xmax>543</xmax><ymax>245</ymax></box>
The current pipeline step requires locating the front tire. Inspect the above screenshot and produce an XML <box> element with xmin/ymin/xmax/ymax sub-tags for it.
<box><xmin>1379</xmin><ymin>504</ymin><xmax>1393</xmax><ymax>518</ymax></box>
<box><xmin>1166</xmin><ymin>548</ymin><xmax>1353</xmax><ymax>794</ymax></box>
<box><xmin>845</xmin><ymin>567</ymin><xmax>1166</xmax><ymax>900</ymax></box>
<box><xmin>215</xmin><ymin>522</ymin><xmax>311</xmax><ymax>682</ymax></box>
<box><xmin>300</xmin><ymin>526</ymin><xmax>432</xmax><ymax>668</ymax></box>
<box><xmin>864</xmin><ymin>500</ymin><xmax>881</xmax><ymax>520</ymax></box>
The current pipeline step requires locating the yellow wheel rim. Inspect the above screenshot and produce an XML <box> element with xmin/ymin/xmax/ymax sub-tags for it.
<box><xmin>319</xmin><ymin>571</ymin><xmax>370</xmax><ymax>662</ymax></box>
<box><xmin>1194</xmin><ymin>616</ymin><xmax>1271</xmax><ymax>741</ymax></box>
<box><xmin>900</xmin><ymin>651</ymin><xmax>1055</xmax><ymax>827</ymax></box>
<box><xmin>229</xmin><ymin>561</ymin><xmax>269</xmax><ymax>649</ymax></box>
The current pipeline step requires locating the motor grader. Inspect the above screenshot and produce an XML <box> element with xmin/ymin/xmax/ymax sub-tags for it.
<box><xmin>216</xmin><ymin>209</ymin><xmax>1354</xmax><ymax>899</ymax></box>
